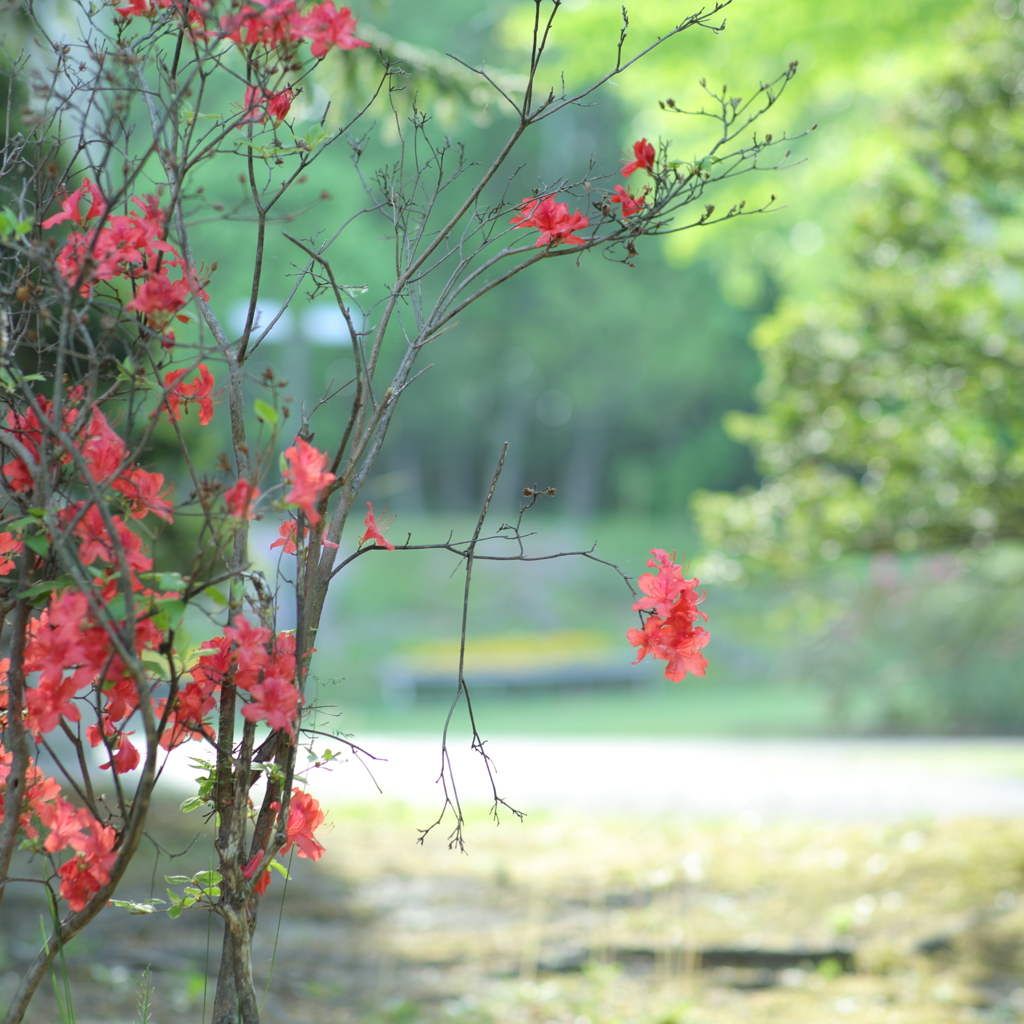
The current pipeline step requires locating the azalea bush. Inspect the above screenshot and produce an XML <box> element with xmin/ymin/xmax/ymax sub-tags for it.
<box><xmin>0</xmin><ymin>0</ymin><xmax>794</xmax><ymax>1019</ymax></box>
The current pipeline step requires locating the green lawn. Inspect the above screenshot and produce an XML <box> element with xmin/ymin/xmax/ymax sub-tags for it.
<box><xmin>288</xmin><ymin>515</ymin><xmax>1024</xmax><ymax>738</ymax></box>
<box><xmin>318</xmin><ymin>680</ymin><xmax>840</xmax><ymax>738</ymax></box>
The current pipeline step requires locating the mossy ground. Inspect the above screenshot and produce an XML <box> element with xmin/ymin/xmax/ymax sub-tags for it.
<box><xmin>5</xmin><ymin>799</ymin><xmax>1024</xmax><ymax>1023</ymax></box>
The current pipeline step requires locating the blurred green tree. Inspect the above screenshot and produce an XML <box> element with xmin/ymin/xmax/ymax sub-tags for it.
<box><xmin>694</xmin><ymin>1</ymin><xmax>1024</xmax><ymax>570</ymax></box>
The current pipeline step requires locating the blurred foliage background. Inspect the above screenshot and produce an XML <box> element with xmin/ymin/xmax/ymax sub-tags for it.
<box><xmin>331</xmin><ymin>0</ymin><xmax>1024</xmax><ymax>736</ymax></box>
<box><xmin>28</xmin><ymin>0</ymin><xmax>1021</xmax><ymax>734</ymax></box>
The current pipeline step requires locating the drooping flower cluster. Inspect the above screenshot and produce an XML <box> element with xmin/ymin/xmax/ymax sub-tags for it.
<box><xmin>510</xmin><ymin>194</ymin><xmax>590</xmax><ymax>247</ymax></box>
<box><xmin>44</xmin><ymin>805</ymin><xmax>119</xmax><ymax>911</ymax></box>
<box><xmin>0</xmin><ymin>748</ymin><xmax>121</xmax><ymax>911</ymax></box>
<box><xmin>626</xmin><ymin>549</ymin><xmax>709</xmax><ymax>682</ymax></box>
<box><xmin>43</xmin><ymin>180</ymin><xmax>206</xmax><ymax>342</ymax></box>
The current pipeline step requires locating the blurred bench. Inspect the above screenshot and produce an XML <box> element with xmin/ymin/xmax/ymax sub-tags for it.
<box><xmin>380</xmin><ymin>631</ymin><xmax>650</xmax><ymax>706</ymax></box>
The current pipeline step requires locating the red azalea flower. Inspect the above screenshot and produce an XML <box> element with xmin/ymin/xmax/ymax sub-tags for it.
<box><xmin>242</xmin><ymin>849</ymin><xmax>273</xmax><ymax>895</ymax></box>
<box><xmin>80</xmin><ymin>406</ymin><xmax>127</xmax><ymax>486</ymax></box>
<box><xmin>59</xmin><ymin>820</ymin><xmax>118</xmax><ymax>910</ymax></box>
<box><xmin>241</xmin><ymin>674</ymin><xmax>300</xmax><ymax>737</ymax></box>
<box><xmin>266</xmin><ymin>88</ymin><xmax>294</xmax><ymax>122</ymax></box>
<box><xmin>224</xmin><ymin>477</ymin><xmax>261</xmax><ymax>519</ymax></box>
<box><xmin>0</xmin><ymin>532</ymin><xmax>21</xmax><ymax>576</ymax></box>
<box><xmin>164</xmin><ymin>363</ymin><xmax>217</xmax><ymax>425</ymax></box>
<box><xmin>99</xmin><ymin>733</ymin><xmax>141</xmax><ymax>774</ymax></box>
<box><xmin>223</xmin><ymin>614</ymin><xmax>272</xmax><ymax>677</ymax></box>
<box><xmin>359</xmin><ymin>502</ymin><xmax>395</xmax><ymax>550</ymax></box>
<box><xmin>663</xmin><ymin>626</ymin><xmax>709</xmax><ymax>682</ymax></box>
<box><xmin>111</xmin><ymin>467</ymin><xmax>174</xmax><ymax>522</ymax></box>
<box><xmin>291</xmin><ymin>2</ymin><xmax>369</xmax><ymax>57</ymax></box>
<box><xmin>126</xmin><ymin>274</ymin><xmax>191</xmax><ymax>316</ymax></box>
<box><xmin>279</xmin><ymin>789</ymin><xmax>326</xmax><ymax>860</ymax></box>
<box><xmin>282</xmin><ymin>438</ymin><xmax>335</xmax><ymax>525</ymax></box>
<box><xmin>115</xmin><ymin>0</ymin><xmax>179</xmax><ymax>18</ymax></box>
<box><xmin>608</xmin><ymin>184</ymin><xmax>645</xmax><ymax>217</ymax></box>
<box><xmin>221</xmin><ymin>0</ymin><xmax>299</xmax><ymax>47</ymax></box>
<box><xmin>57</xmin><ymin>856</ymin><xmax>97</xmax><ymax>911</ymax></box>
<box><xmin>626</xmin><ymin>548</ymin><xmax>709</xmax><ymax>682</ymax></box>
<box><xmin>41</xmin><ymin>178</ymin><xmax>106</xmax><ymax>229</ymax></box>
<box><xmin>622</xmin><ymin>138</ymin><xmax>655</xmax><ymax>177</ymax></box>
<box><xmin>270</xmin><ymin>520</ymin><xmax>303</xmax><ymax>554</ymax></box>
<box><xmin>38</xmin><ymin>798</ymin><xmax>92</xmax><ymax>853</ymax></box>
<box><xmin>240</xmin><ymin>85</ymin><xmax>294</xmax><ymax>125</ymax></box>
<box><xmin>510</xmin><ymin>195</ymin><xmax>589</xmax><ymax>247</ymax></box>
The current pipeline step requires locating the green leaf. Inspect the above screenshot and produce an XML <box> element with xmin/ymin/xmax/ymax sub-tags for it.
<box><xmin>193</xmin><ymin>870</ymin><xmax>223</xmax><ymax>887</ymax></box>
<box><xmin>165</xmin><ymin>875</ymin><xmax>191</xmax><ymax>885</ymax></box>
<box><xmin>142</xmin><ymin>657</ymin><xmax>169</xmax><ymax>679</ymax></box>
<box><xmin>140</xmin><ymin>571</ymin><xmax>185</xmax><ymax>591</ymax></box>
<box><xmin>304</xmin><ymin>126</ymin><xmax>331</xmax><ymax>149</ymax></box>
<box><xmin>17</xmin><ymin>576</ymin><xmax>75</xmax><ymax>601</ymax></box>
<box><xmin>167</xmin><ymin>903</ymin><xmax>183</xmax><ymax>919</ymax></box>
<box><xmin>179</xmin><ymin>795</ymin><xmax>208</xmax><ymax>813</ymax></box>
<box><xmin>268</xmin><ymin>860</ymin><xmax>291</xmax><ymax>879</ymax></box>
<box><xmin>23</xmin><ymin>534</ymin><xmax>50</xmax><ymax>556</ymax></box>
<box><xmin>151</xmin><ymin>597</ymin><xmax>186</xmax><ymax>632</ymax></box>
<box><xmin>2</xmin><ymin>516</ymin><xmax>41</xmax><ymax>533</ymax></box>
<box><xmin>254</xmin><ymin>399</ymin><xmax>278</xmax><ymax>425</ymax></box>
<box><xmin>204</xmin><ymin>585</ymin><xmax>228</xmax><ymax>606</ymax></box>
<box><xmin>110</xmin><ymin>899</ymin><xmax>165</xmax><ymax>914</ymax></box>
<box><xmin>0</xmin><ymin>208</ymin><xmax>27</xmax><ymax>240</ymax></box>
<box><xmin>174</xmin><ymin>623</ymin><xmax>192</xmax><ymax>656</ymax></box>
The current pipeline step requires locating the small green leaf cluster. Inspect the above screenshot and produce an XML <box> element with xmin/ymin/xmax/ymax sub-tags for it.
<box><xmin>0</xmin><ymin>207</ymin><xmax>32</xmax><ymax>240</ymax></box>
<box><xmin>164</xmin><ymin>870</ymin><xmax>223</xmax><ymax>919</ymax></box>
<box><xmin>179</xmin><ymin>758</ymin><xmax>216</xmax><ymax>813</ymax></box>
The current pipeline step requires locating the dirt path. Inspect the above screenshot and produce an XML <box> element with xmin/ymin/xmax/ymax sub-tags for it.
<box><xmin>161</xmin><ymin>736</ymin><xmax>1024</xmax><ymax>819</ymax></box>
<box><xmin>8</xmin><ymin>740</ymin><xmax>1024</xmax><ymax>1023</ymax></box>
